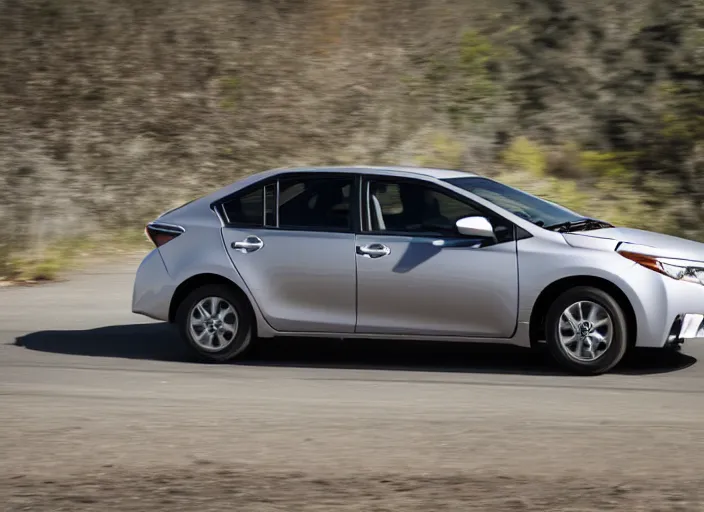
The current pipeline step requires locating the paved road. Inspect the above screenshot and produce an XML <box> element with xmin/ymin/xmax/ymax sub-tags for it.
<box><xmin>2</xmin><ymin>257</ymin><xmax>704</xmax><ymax>510</ymax></box>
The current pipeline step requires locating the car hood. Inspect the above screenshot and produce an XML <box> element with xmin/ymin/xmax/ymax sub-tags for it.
<box><xmin>564</xmin><ymin>227</ymin><xmax>704</xmax><ymax>261</ymax></box>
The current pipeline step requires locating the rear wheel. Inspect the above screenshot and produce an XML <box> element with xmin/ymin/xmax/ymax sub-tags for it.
<box><xmin>176</xmin><ymin>284</ymin><xmax>254</xmax><ymax>362</ymax></box>
<box><xmin>545</xmin><ymin>286</ymin><xmax>628</xmax><ymax>375</ymax></box>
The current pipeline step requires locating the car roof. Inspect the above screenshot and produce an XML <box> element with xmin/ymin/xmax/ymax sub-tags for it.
<box><xmin>266</xmin><ymin>165</ymin><xmax>478</xmax><ymax>180</ymax></box>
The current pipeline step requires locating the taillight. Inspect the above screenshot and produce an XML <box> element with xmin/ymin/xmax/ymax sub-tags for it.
<box><xmin>145</xmin><ymin>223</ymin><xmax>185</xmax><ymax>248</ymax></box>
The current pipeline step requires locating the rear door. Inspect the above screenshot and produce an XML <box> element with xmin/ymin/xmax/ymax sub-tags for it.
<box><xmin>220</xmin><ymin>173</ymin><xmax>358</xmax><ymax>333</ymax></box>
<box><xmin>355</xmin><ymin>175</ymin><xmax>519</xmax><ymax>337</ymax></box>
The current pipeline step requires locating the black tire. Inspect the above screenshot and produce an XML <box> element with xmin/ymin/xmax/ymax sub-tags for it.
<box><xmin>175</xmin><ymin>284</ymin><xmax>254</xmax><ymax>363</ymax></box>
<box><xmin>544</xmin><ymin>286</ymin><xmax>628</xmax><ymax>375</ymax></box>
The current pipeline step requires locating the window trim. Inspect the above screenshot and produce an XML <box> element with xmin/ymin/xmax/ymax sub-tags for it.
<box><xmin>360</xmin><ymin>174</ymin><xmax>518</xmax><ymax>243</ymax></box>
<box><xmin>212</xmin><ymin>172</ymin><xmax>362</xmax><ymax>234</ymax></box>
<box><xmin>264</xmin><ymin>183</ymin><xmax>278</xmax><ymax>228</ymax></box>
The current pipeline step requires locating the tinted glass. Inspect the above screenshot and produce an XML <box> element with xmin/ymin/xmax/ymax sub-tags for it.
<box><xmin>278</xmin><ymin>176</ymin><xmax>354</xmax><ymax>231</ymax></box>
<box><xmin>367</xmin><ymin>180</ymin><xmax>483</xmax><ymax>235</ymax></box>
<box><xmin>444</xmin><ymin>177</ymin><xmax>583</xmax><ymax>227</ymax></box>
<box><xmin>223</xmin><ymin>187</ymin><xmax>263</xmax><ymax>226</ymax></box>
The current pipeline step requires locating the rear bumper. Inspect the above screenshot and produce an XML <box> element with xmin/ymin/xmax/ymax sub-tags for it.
<box><xmin>131</xmin><ymin>249</ymin><xmax>173</xmax><ymax>321</ymax></box>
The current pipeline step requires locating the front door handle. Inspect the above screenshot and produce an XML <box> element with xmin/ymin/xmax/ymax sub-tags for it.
<box><xmin>232</xmin><ymin>236</ymin><xmax>264</xmax><ymax>253</ymax></box>
<box><xmin>356</xmin><ymin>243</ymin><xmax>390</xmax><ymax>258</ymax></box>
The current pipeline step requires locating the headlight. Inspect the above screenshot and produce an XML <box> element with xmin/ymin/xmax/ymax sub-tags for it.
<box><xmin>619</xmin><ymin>250</ymin><xmax>704</xmax><ymax>285</ymax></box>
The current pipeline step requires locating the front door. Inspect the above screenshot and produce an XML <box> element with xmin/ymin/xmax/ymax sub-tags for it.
<box><xmin>221</xmin><ymin>174</ymin><xmax>357</xmax><ymax>333</ymax></box>
<box><xmin>355</xmin><ymin>176</ymin><xmax>519</xmax><ymax>338</ymax></box>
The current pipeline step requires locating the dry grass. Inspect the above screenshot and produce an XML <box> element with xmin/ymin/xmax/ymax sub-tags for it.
<box><xmin>0</xmin><ymin>229</ymin><xmax>150</xmax><ymax>283</ymax></box>
<box><xmin>1</xmin><ymin>0</ymin><xmax>703</xmax><ymax>278</ymax></box>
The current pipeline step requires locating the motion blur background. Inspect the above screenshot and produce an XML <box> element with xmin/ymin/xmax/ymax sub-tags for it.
<box><xmin>1</xmin><ymin>0</ymin><xmax>703</xmax><ymax>280</ymax></box>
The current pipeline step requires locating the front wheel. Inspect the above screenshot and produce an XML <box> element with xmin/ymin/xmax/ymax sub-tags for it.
<box><xmin>175</xmin><ymin>284</ymin><xmax>254</xmax><ymax>363</ymax></box>
<box><xmin>544</xmin><ymin>286</ymin><xmax>629</xmax><ymax>375</ymax></box>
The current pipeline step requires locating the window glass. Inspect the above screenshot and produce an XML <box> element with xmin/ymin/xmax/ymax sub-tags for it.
<box><xmin>444</xmin><ymin>176</ymin><xmax>582</xmax><ymax>227</ymax></box>
<box><xmin>223</xmin><ymin>187</ymin><xmax>263</xmax><ymax>226</ymax></box>
<box><xmin>278</xmin><ymin>177</ymin><xmax>354</xmax><ymax>231</ymax></box>
<box><xmin>368</xmin><ymin>180</ymin><xmax>483</xmax><ymax>236</ymax></box>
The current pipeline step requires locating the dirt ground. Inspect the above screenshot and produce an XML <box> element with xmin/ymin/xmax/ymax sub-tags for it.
<box><xmin>3</xmin><ymin>260</ymin><xmax>704</xmax><ymax>511</ymax></box>
<box><xmin>4</xmin><ymin>465</ymin><xmax>704</xmax><ymax>511</ymax></box>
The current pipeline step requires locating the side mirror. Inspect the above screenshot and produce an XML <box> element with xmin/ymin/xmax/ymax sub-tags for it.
<box><xmin>456</xmin><ymin>216</ymin><xmax>495</xmax><ymax>238</ymax></box>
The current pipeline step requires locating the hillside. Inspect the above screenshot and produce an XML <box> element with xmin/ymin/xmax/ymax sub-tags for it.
<box><xmin>1</xmin><ymin>0</ymin><xmax>703</xmax><ymax>278</ymax></box>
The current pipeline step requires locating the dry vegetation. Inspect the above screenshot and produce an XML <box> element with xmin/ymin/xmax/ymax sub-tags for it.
<box><xmin>1</xmin><ymin>0</ymin><xmax>703</xmax><ymax>278</ymax></box>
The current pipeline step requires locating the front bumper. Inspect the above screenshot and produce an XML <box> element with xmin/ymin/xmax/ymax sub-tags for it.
<box><xmin>623</xmin><ymin>260</ymin><xmax>704</xmax><ymax>348</ymax></box>
<box><xmin>666</xmin><ymin>314</ymin><xmax>704</xmax><ymax>346</ymax></box>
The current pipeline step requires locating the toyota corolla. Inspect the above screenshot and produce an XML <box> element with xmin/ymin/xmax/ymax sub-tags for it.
<box><xmin>132</xmin><ymin>166</ymin><xmax>704</xmax><ymax>374</ymax></box>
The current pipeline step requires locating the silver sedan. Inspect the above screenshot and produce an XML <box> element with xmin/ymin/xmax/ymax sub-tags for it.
<box><xmin>132</xmin><ymin>166</ymin><xmax>704</xmax><ymax>375</ymax></box>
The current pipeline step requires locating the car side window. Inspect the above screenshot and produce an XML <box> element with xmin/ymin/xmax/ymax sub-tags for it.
<box><xmin>222</xmin><ymin>187</ymin><xmax>264</xmax><ymax>226</ymax></box>
<box><xmin>278</xmin><ymin>176</ymin><xmax>354</xmax><ymax>231</ymax></box>
<box><xmin>366</xmin><ymin>178</ymin><xmax>513</xmax><ymax>242</ymax></box>
<box><xmin>367</xmin><ymin>180</ymin><xmax>481</xmax><ymax>234</ymax></box>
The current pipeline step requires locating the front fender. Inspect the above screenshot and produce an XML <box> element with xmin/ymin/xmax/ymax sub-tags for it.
<box><xmin>517</xmin><ymin>236</ymin><xmax>668</xmax><ymax>348</ymax></box>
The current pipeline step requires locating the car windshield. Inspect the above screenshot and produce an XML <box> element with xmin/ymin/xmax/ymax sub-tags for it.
<box><xmin>444</xmin><ymin>176</ymin><xmax>584</xmax><ymax>228</ymax></box>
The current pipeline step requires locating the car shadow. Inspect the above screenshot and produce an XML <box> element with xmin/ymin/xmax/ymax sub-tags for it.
<box><xmin>14</xmin><ymin>322</ymin><xmax>697</xmax><ymax>377</ymax></box>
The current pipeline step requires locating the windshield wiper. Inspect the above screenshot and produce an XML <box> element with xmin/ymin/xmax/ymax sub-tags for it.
<box><xmin>544</xmin><ymin>218</ymin><xmax>613</xmax><ymax>233</ymax></box>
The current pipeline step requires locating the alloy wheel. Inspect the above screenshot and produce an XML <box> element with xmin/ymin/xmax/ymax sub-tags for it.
<box><xmin>188</xmin><ymin>296</ymin><xmax>239</xmax><ymax>352</ymax></box>
<box><xmin>558</xmin><ymin>300</ymin><xmax>613</xmax><ymax>362</ymax></box>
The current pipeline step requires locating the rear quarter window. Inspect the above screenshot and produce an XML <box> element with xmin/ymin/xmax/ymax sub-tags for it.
<box><xmin>222</xmin><ymin>187</ymin><xmax>264</xmax><ymax>226</ymax></box>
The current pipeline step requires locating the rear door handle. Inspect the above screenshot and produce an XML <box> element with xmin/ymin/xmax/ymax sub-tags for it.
<box><xmin>232</xmin><ymin>236</ymin><xmax>264</xmax><ymax>253</ymax></box>
<box><xmin>356</xmin><ymin>243</ymin><xmax>390</xmax><ymax>258</ymax></box>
